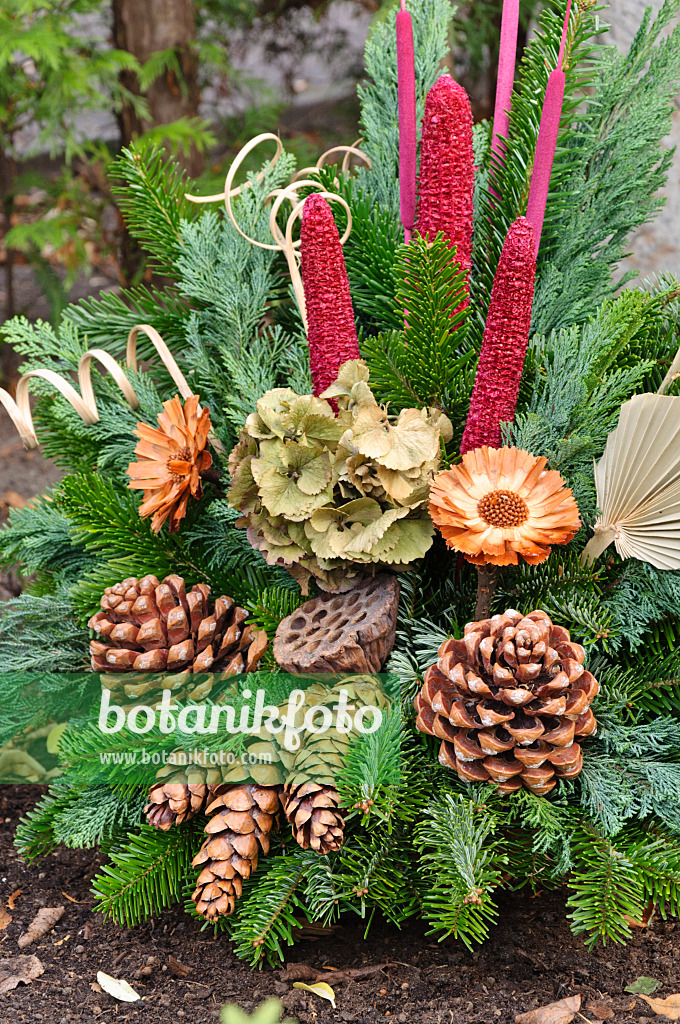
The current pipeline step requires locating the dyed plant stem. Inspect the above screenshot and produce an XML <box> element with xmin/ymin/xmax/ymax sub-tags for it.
<box><xmin>491</xmin><ymin>0</ymin><xmax>520</xmax><ymax>175</ymax></box>
<box><xmin>396</xmin><ymin>0</ymin><xmax>417</xmax><ymax>241</ymax></box>
<box><xmin>525</xmin><ymin>0</ymin><xmax>573</xmax><ymax>254</ymax></box>
<box><xmin>475</xmin><ymin>565</ymin><xmax>499</xmax><ymax>620</ymax></box>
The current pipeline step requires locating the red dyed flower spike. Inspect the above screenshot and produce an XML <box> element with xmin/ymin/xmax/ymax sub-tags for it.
<box><xmin>300</xmin><ymin>193</ymin><xmax>360</xmax><ymax>400</ymax></box>
<box><xmin>415</xmin><ymin>74</ymin><xmax>474</xmax><ymax>277</ymax></box>
<box><xmin>461</xmin><ymin>217</ymin><xmax>536</xmax><ymax>454</ymax></box>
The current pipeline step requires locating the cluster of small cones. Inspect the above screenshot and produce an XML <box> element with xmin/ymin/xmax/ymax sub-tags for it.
<box><xmin>144</xmin><ymin>678</ymin><xmax>390</xmax><ymax>919</ymax></box>
<box><xmin>416</xmin><ymin>609</ymin><xmax>598</xmax><ymax>795</ymax></box>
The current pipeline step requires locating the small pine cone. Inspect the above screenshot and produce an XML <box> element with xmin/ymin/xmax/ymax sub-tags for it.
<box><xmin>145</xmin><ymin>761</ymin><xmax>223</xmax><ymax>830</ymax></box>
<box><xmin>192</xmin><ymin>784</ymin><xmax>281</xmax><ymax>919</ymax></box>
<box><xmin>415</xmin><ymin>609</ymin><xmax>598</xmax><ymax>796</ymax></box>
<box><xmin>282</xmin><ymin>678</ymin><xmax>390</xmax><ymax>853</ymax></box>
<box><xmin>282</xmin><ymin>779</ymin><xmax>344</xmax><ymax>854</ymax></box>
<box><xmin>89</xmin><ymin>574</ymin><xmax>268</xmax><ymax>674</ymax></box>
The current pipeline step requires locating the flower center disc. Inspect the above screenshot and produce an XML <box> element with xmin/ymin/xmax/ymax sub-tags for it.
<box><xmin>478</xmin><ymin>489</ymin><xmax>529</xmax><ymax>528</ymax></box>
<box><xmin>167</xmin><ymin>445</ymin><xmax>192</xmax><ymax>481</ymax></box>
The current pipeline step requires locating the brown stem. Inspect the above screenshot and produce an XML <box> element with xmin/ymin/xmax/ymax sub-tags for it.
<box><xmin>474</xmin><ymin>564</ymin><xmax>498</xmax><ymax>621</ymax></box>
<box><xmin>200</xmin><ymin>466</ymin><xmax>224</xmax><ymax>495</ymax></box>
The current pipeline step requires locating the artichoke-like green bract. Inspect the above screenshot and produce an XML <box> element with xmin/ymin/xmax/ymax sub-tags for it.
<box><xmin>228</xmin><ymin>360</ymin><xmax>452</xmax><ymax>593</ymax></box>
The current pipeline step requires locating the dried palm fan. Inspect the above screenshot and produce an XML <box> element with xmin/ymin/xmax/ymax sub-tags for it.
<box><xmin>582</xmin><ymin>393</ymin><xmax>680</xmax><ymax>569</ymax></box>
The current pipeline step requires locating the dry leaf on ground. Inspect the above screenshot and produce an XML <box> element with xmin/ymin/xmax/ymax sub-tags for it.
<box><xmin>293</xmin><ymin>981</ymin><xmax>337</xmax><ymax>1008</ymax></box>
<box><xmin>585</xmin><ymin>998</ymin><xmax>614</xmax><ymax>1020</ymax></box>
<box><xmin>17</xmin><ymin>906</ymin><xmax>65</xmax><ymax>948</ymax></box>
<box><xmin>639</xmin><ymin>993</ymin><xmax>680</xmax><ymax>1019</ymax></box>
<box><xmin>6</xmin><ymin>890</ymin><xmax>21</xmax><ymax>911</ymax></box>
<box><xmin>96</xmin><ymin>971</ymin><xmax>140</xmax><ymax>1002</ymax></box>
<box><xmin>2</xmin><ymin>491</ymin><xmax>27</xmax><ymax>510</ymax></box>
<box><xmin>168</xmin><ymin>954</ymin><xmax>191</xmax><ymax>977</ymax></box>
<box><xmin>515</xmin><ymin>995</ymin><xmax>581</xmax><ymax>1024</ymax></box>
<box><xmin>0</xmin><ymin>909</ymin><xmax>10</xmax><ymax>931</ymax></box>
<box><xmin>280</xmin><ymin>962</ymin><xmax>387</xmax><ymax>984</ymax></box>
<box><xmin>0</xmin><ymin>955</ymin><xmax>44</xmax><ymax>995</ymax></box>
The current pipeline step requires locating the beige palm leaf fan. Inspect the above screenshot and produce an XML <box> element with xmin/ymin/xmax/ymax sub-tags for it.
<box><xmin>582</xmin><ymin>392</ymin><xmax>680</xmax><ymax>569</ymax></box>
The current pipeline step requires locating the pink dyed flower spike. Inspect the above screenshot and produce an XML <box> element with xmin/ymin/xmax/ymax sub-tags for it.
<box><xmin>461</xmin><ymin>217</ymin><xmax>536</xmax><ymax>454</ymax></box>
<box><xmin>300</xmin><ymin>193</ymin><xmax>360</xmax><ymax>400</ymax></box>
<box><xmin>415</xmin><ymin>74</ymin><xmax>474</xmax><ymax>276</ymax></box>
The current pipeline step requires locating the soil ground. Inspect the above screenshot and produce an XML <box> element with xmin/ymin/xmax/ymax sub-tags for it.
<box><xmin>1</xmin><ymin>786</ymin><xmax>679</xmax><ymax>1024</ymax></box>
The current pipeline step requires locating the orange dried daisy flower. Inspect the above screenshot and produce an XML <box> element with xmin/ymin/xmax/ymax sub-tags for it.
<box><xmin>127</xmin><ymin>395</ymin><xmax>212</xmax><ymax>534</ymax></box>
<box><xmin>429</xmin><ymin>446</ymin><xmax>580</xmax><ymax>566</ymax></box>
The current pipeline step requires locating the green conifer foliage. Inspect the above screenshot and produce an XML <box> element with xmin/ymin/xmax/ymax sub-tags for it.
<box><xmin>3</xmin><ymin>0</ymin><xmax>680</xmax><ymax>965</ymax></box>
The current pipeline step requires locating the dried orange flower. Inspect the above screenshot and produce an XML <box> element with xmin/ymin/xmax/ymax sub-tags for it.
<box><xmin>127</xmin><ymin>395</ymin><xmax>212</xmax><ymax>534</ymax></box>
<box><xmin>429</xmin><ymin>446</ymin><xmax>580</xmax><ymax>566</ymax></box>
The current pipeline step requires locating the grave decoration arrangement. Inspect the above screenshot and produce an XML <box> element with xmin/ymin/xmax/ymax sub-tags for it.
<box><xmin>3</xmin><ymin>0</ymin><xmax>680</xmax><ymax>967</ymax></box>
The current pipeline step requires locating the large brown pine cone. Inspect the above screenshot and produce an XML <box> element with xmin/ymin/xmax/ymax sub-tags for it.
<box><xmin>89</xmin><ymin>574</ymin><xmax>268</xmax><ymax>674</ymax></box>
<box><xmin>415</xmin><ymin>609</ymin><xmax>598</xmax><ymax>796</ymax></box>
<box><xmin>145</xmin><ymin>761</ymin><xmax>223</xmax><ymax>830</ymax></box>
<box><xmin>192</xmin><ymin>784</ymin><xmax>281</xmax><ymax>919</ymax></box>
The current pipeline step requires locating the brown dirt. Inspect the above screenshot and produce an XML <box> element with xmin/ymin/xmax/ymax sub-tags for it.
<box><xmin>1</xmin><ymin>787</ymin><xmax>679</xmax><ymax>1024</ymax></box>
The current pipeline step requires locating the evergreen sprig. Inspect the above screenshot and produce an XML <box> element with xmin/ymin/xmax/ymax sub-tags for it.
<box><xmin>92</xmin><ymin>821</ymin><xmax>205</xmax><ymax>928</ymax></box>
<box><xmin>415</xmin><ymin>793</ymin><xmax>506</xmax><ymax>949</ymax></box>
<box><xmin>110</xmin><ymin>143</ymin><xmax>194</xmax><ymax>277</ymax></box>
<box><xmin>362</xmin><ymin>235</ymin><xmax>475</xmax><ymax>433</ymax></box>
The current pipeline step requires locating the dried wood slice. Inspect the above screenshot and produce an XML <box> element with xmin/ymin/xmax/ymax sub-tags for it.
<box><xmin>274</xmin><ymin>575</ymin><xmax>399</xmax><ymax>674</ymax></box>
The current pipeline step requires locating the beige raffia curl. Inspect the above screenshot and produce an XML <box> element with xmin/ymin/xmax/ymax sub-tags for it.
<box><xmin>0</xmin><ymin>136</ymin><xmax>370</xmax><ymax>449</ymax></box>
<box><xmin>0</xmin><ymin>324</ymin><xmax>197</xmax><ymax>450</ymax></box>
<box><xmin>184</xmin><ymin>132</ymin><xmax>371</xmax><ymax>330</ymax></box>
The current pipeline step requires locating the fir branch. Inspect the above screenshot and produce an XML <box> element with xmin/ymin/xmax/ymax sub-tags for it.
<box><xmin>65</xmin><ymin>284</ymin><xmax>190</xmax><ymax>354</ymax></box>
<box><xmin>92</xmin><ymin>820</ymin><xmax>205</xmax><ymax>928</ymax></box>
<box><xmin>110</xmin><ymin>143</ymin><xmax>194</xmax><ymax>276</ymax></box>
<box><xmin>415</xmin><ymin>793</ymin><xmax>506</xmax><ymax>949</ymax></box>
<box><xmin>622</xmin><ymin>827</ymin><xmax>680</xmax><ymax>921</ymax></box>
<box><xmin>362</xmin><ymin>236</ymin><xmax>475</xmax><ymax>428</ymax></box>
<box><xmin>331</xmin><ymin>830</ymin><xmax>419</xmax><ymax>927</ymax></box>
<box><xmin>337</xmin><ymin>709</ymin><xmax>406</xmax><ymax>827</ymax></box>
<box><xmin>228</xmin><ymin>852</ymin><xmax>308</xmax><ymax>967</ymax></box>
<box><xmin>567</xmin><ymin>824</ymin><xmax>645</xmax><ymax>948</ymax></box>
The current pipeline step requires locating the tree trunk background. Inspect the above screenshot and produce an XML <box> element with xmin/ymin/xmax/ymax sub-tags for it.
<box><xmin>112</xmin><ymin>0</ymin><xmax>203</xmax><ymax>179</ymax></box>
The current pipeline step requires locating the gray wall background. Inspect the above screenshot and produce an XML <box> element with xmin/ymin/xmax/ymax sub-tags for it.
<box><xmin>605</xmin><ymin>1</ymin><xmax>680</xmax><ymax>280</ymax></box>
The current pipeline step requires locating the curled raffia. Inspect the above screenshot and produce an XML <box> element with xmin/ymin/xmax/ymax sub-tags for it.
<box><xmin>184</xmin><ymin>132</ymin><xmax>371</xmax><ymax>329</ymax></box>
<box><xmin>0</xmin><ymin>324</ymin><xmax>197</xmax><ymax>451</ymax></box>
